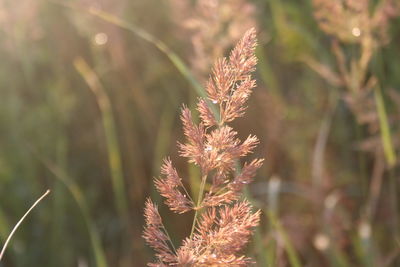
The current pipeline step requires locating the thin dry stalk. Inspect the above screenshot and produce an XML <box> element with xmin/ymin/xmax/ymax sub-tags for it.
<box><xmin>143</xmin><ymin>28</ymin><xmax>263</xmax><ymax>266</ymax></box>
<box><xmin>0</xmin><ymin>190</ymin><xmax>51</xmax><ymax>262</ymax></box>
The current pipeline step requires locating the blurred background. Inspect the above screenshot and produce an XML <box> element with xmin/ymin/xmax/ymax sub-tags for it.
<box><xmin>0</xmin><ymin>0</ymin><xmax>399</xmax><ymax>266</ymax></box>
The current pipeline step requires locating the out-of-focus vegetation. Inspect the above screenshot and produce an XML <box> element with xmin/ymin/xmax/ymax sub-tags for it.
<box><xmin>0</xmin><ymin>0</ymin><xmax>399</xmax><ymax>266</ymax></box>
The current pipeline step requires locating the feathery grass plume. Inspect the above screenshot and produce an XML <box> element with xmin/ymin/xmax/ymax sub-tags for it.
<box><xmin>143</xmin><ymin>28</ymin><xmax>263</xmax><ymax>266</ymax></box>
<box><xmin>312</xmin><ymin>0</ymin><xmax>400</xmax><ymax>162</ymax></box>
<box><xmin>168</xmin><ymin>0</ymin><xmax>257</xmax><ymax>79</ymax></box>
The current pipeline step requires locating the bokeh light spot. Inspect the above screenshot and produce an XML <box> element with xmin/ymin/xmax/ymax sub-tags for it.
<box><xmin>352</xmin><ymin>27</ymin><xmax>361</xmax><ymax>37</ymax></box>
<box><xmin>94</xmin><ymin>32</ymin><xmax>108</xmax><ymax>45</ymax></box>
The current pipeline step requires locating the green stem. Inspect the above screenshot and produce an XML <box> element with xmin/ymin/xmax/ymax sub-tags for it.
<box><xmin>190</xmin><ymin>174</ymin><xmax>207</xmax><ymax>238</ymax></box>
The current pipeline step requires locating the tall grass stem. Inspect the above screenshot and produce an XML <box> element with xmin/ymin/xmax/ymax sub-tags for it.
<box><xmin>74</xmin><ymin>57</ymin><xmax>130</xmax><ymax>225</ymax></box>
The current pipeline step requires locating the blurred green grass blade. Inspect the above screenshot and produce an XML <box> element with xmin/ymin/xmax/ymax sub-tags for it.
<box><xmin>86</xmin><ymin>7</ymin><xmax>219</xmax><ymax>119</ymax></box>
<box><xmin>352</xmin><ymin>230</ymin><xmax>374</xmax><ymax>267</ymax></box>
<box><xmin>244</xmin><ymin>186</ymin><xmax>272</xmax><ymax>267</ymax></box>
<box><xmin>256</xmin><ymin>47</ymin><xmax>281</xmax><ymax>96</ymax></box>
<box><xmin>54</xmin><ymin>1</ymin><xmax>219</xmax><ymax>118</ymax></box>
<box><xmin>50</xmin><ymin>137</ymin><xmax>70</xmax><ymax>266</ymax></box>
<box><xmin>151</xmin><ymin>104</ymin><xmax>175</xmax><ymax>202</ymax></box>
<box><xmin>267</xmin><ymin>0</ymin><xmax>315</xmax><ymax>60</ymax></box>
<box><xmin>253</xmin><ymin>227</ymin><xmax>268</xmax><ymax>267</ymax></box>
<box><xmin>324</xmin><ymin>233</ymin><xmax>351</xmax><ymax>267</ymax></box>
<box><xmin>265</xmin><ymin>236</ymin><xmax>277</xmax><ymax>267</ymax></box>
<box><xmin>74</xmin><ymin>57</ymin><xmax>130</xmax><ymax>224</ymax></box>
<box><xmin>151</xmin><ymin>105</ymin><xmax>174</xmax><ymax>178</ymax></box>
<box><xmin>86</xmin><ymin>8</ymin><xmax>206</xmax><ymax>96</ymax></box>
<box><xmin>56</xmin><ymin>1</ymin><xmax>213</xmax><ymax>101</ymax></box>
<box><xmin>51</xmin><ymin>169</ymin><xmax>107</xmax><ymax>267</ymax></box>
<box><xmin>30</xmin><ymin>149</ymin><xmax>108</xmax><ymax>267</ymax></box>
<box><xmin>267</xmin><ymin>211</ymin><xmax>302</xmax><ymax>267</ymax></box>
<box><xmin>374</xmin><ymin>84</ymin><xmax>396</xmax><ymax>167</ymax></box>
<box><xmin>328</xmin><ymin>247</ymin><xmax>351</xmax><ymax>267</ymax></box>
